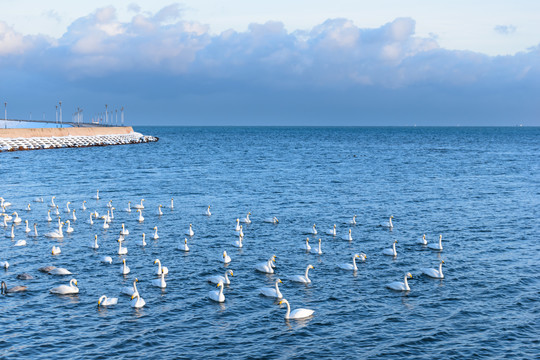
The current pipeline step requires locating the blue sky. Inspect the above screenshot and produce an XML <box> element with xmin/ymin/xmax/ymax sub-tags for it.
<box><xmin>0</xmin><ymin>1</ymin><xmax>539</xmax><ymax>125</ymax></box>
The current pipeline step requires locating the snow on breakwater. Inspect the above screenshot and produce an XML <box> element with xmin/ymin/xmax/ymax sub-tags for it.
<box><xmin>0</xmin><ymin>127</ymin><xmax>158</xmax><ymax>152</ymax></box>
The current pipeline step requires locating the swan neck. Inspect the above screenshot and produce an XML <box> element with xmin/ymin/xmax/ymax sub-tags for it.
<box><xmin>404</xmin><ymin>276</ymin><xmax>410</xmax><ymax>290</ymax></box>
<box><xmin>439</xmin><ymin>263</ymin><xmax>444</xmax><ymax>276</ymax></box>
<box><xmin>389</xmin><ymin>217</ymin><xmax>393</xmax><ymax>227</ymax></box>
<box><xmin>352</xmin><ymin>256</ymin><xmax>357</xmax><ymax>270</ymax></box>
<box><xmin>392</xmin><ymin>242</ymin><xmax>396</xmax><ymax>254</ymax></box>
<box><xmin>304</xmin><ymin>266</ymin><xmax>311</xmax><ymax>279</ymax></box>
<box><xmin>284</xmin><ymin>300</ymin><xmax>291</xmax><ymax>318</ymax></box>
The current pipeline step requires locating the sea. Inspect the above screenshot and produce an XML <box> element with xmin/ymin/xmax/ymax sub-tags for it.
<box><xmin>0</xmin><ymin>126</ymin><xmax>538</xmax><ymax>359</ymax></box>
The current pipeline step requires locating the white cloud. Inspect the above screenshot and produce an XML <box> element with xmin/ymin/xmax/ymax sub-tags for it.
<box><xmin>494</xmin><ymin>25</ymin><xmax>517</xmax><ymax>35</ymax></box>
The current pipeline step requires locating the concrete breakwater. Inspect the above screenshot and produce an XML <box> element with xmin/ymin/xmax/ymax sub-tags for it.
<box><xmin>0</xmin><ymin>127</ymin><xmax>158</xmax><ymax>152</ymax></box>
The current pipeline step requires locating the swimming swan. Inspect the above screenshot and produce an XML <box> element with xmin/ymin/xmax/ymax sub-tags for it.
<box><xmin>307</xmin><ymin>224</ymin><xmax>317</xmax><ymax>235</ymax></box>
<box><xmin>81</xmin><ymin>201</ymin><xmax>87</xmax><ymax>211</ymax></box>
<box><xmin>186</xmin><ymin>224</ymin><xmax>194</xmax><ymax>237</ymax></box>
<box><xmin>122</xmin><ymin>278</ymin><xmax>139</xmax><ymax>297</ymax></box>
<box><xmin>98</xmin><ymin>295</ymin><xmax>118</xmax><ymax>306</ymax></box>
<box><xmin>341</xmin><ymin>229</ymin><xmax>353</xmax><ymax>241</ymax></box>
<box><xmin>310</xmin><ymin>239</ymin><xmax>323</xmax><ymax>255</ymax></box>
<box><xmin>421</xmin><ymin>260</ymin><xmax>445</xmax><ymax>279</ymax></box>
<box><xmin>158</xmin><ymin>205</ymin><xmax>163</xmax><ymax>216</ymax></box>
<box><xmin>154</xmin><ymin>259</ymin><xmax>168</xmax><ymax>275</ymax></box>
<box><xmin>289</xmin><ymin>264</ymin><xmax>314</xmax><ymax>284</ymax></box>
<box><xmin>278</xmin><ymin>298</ymin><xmax>314</xmax><ymax>320</ymax></box>
<box><xmin>49</xmin><ymin>267</ymin><xmax>71</xmax><ymax>275</ymax></box>
<box><xmin>152</xmin><ymin>226</ymin><xmax>159</xmax><ymax>240</ymax></box>
<box><xmin>130</xmin><ymin>292</ymin><xmax>146</xmax><ymax>308</ymax></box>
<box><xmin>65</xmin><ymin>220</ymin><xmax>74</xmax><ymax>233</ymax></box>
<box><xmin>427</xmin><ymin>235</ymin><xmax>443</xmax><ymax>251</ymax></box>
<box><xmin>255</xmin><ymin>256</ymin><xmax>276</xmax><ymax>273</ymax></box>
<box><xmin>120</xmin><ymin>223</ymin><xmax>129</xmax><ymax>235</ymax></box>
<box><xmin>11</xmin><ymin>212</ymin><xmax>21</xmax><ymax>224</ymax></box>
<box><xmin>137</xmin><ymin>209</ymin><xmax>144</xmax><ymax>222</ymax></box>
<box><xmin>382</xmin><ymin>240</ymin><xmax>398</xmax><ymax>257</ymax></box>
<box><xmin>45</xmin><ymin>222</ymin><xmax>64</xmax><ymax>238</ymax></box>
<box><xmin>139</xmin><ymin>233</ymin><xmax>147</xmax><ymax>246</ymax></box>
<box><xmin>338</xmin><ymin>253</ymin><xmax>366</xmax><ymax>271</ymax></box>
<box><xmin>101</xmin><ymin>256</ymin><xmax>113</xmax><ymax>264</ymax></box>
<box><xmin>24</xmin><ymin>220</ymin><xmax>31</xmax><ymax>233</ymax></box>
<box><xmin>222</xmin><ymin>251</ymin><xmax>231</xmax><ymax>264</ymax></box>
<box><xmin>51</xmin><ymin>246</ymin><xmax>61</xmax><ymax>255</ymax></box>
<box><xmin>205</xmin><ymin>206</ymin><xmax>211</xmax><ymax>216</ymax></box>
<box><xmin>260</xmin><ymin>279</ymin><xmax>283</xmax><ymax>299</ymax></box>
<box><xmin>418</xmin><ymin>234</ymin><xmax>427</xmax><ymax>245</ymax></box>
<box><xmin>178</xmin><ymin>238</ymin><xmax>189</xmax><ymax>251</ymax></box>
<box><xmin>121</xmin><ymin>259</ymin><xmax>130</xmax><ymax>275</ymax></box>
<box><xmin>124</xmin><ymin>201</ymin><xmax>131</xmax><ymax>212</ymax></box>
<box><xmin>208</xmin><ymin>270</ymin><xmax>234</xmax><ymax>285</ymax></box>
<box><xmin>118</xmin><ymin>242</ymin><xmax>127</xmax><ymax>255</ymax></box>
<box><xmin>301</xmin><ymin>237</ymin><xmax>311</xmax><ymax>251</ymax></box>
<box><xmin>1</xmin><ymin>281</ymin><xmax>27</xmax><ymax>294</ymax></box>
<box><xmin>234</xmin><ymin>219</ymin><xmax>241</xmax><ymax>232</ymax></box>
<box><xmin>50</xmin><ymin>278</ymin><xmax>78</xmax><ymax>294</ymax></box>
<box><xmin>386</xmin><ymin>273</ymin><xmax>413</xmax><ymax>291</ymax></box>
<box><xmin>382</xmin><ymin>216</ymin><xmax>394</xmax><ymax>229</ymax></box>
<box><xmin>349</xmin><ymin>215</ymin><xmax>357</xmax><ymax>225</ymax></box>
<box><xmin>241</xmin><ymin>212</ymin><xmax>251</xmax><ymax>224</ymax></box>
<box><xmin>14</xmin><ymin>240</ymin><xmax>26</xmax><ymax>247</ymax></box>
<box><xmin>208</xmin><ymin>282</ymin><xmax>225</xmax><ymax>302</ymax></box>
<box><xmin>232</xmin><ymin>235</ymin><xmax>243</xmax><ymax>248</ymax></box>
<box><xmin>264</xmin><ymin>216</ymin><xmax>279</xmax><ymax>224</ymax></box>
<box><xmin>326</xmin><ymin>224</ymin><xmax>336</xmax><ymax>236</ymax></box>
<box><xmin>152</xmin><ymin>270</ymin><xmax>167</xmax><ymax>288</ymax></box>
<box><xmin>134</xmin><ymin>199</ymin><xmax>144</xmax><ymax>210</ymax></box>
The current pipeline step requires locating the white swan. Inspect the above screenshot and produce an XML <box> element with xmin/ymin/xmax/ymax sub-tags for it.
<box><xmin>49</xmin><ymin>196</ymin><xmax>56</xmax><ymax>208</ymax></box>
<box><xmin>49</xmin><ymin>267</ymin><xmax>72</xmax><ymax>275</ymax></box>
<box><xmin>45</xmin><ymin>222</ymin><xmax>64</xmax><ymax>238</ymax></box>
<box><xmin>102</xmin><ymin>216</ymin><xmax>109</xmax><ymax>229</ymax></box>
<box><xmin>101</xmin><ymin>256</ymin><xmax>113</xmax><ymax>264</ymax></box>
<box><xmin>205</xmin><ymin>206</ymin><xmax>211</xmax><ymax>216</ymax></box>
<box><xmin>382</xmin><ymin>215</ymin><xmax>394</xmax><ymax>229</ymax></box>
<box><xmin>264</xmin><ymin>216</ymin><xmax>279</xmax><ymax>224</ymax></box>
<box><xmin>72</xmin><ymin>209</ymin><xmax>77</xmax><ymax>221</ymax></box>
<box><xmin>236</xmin><ymin>225</ymin><xmax>244</xmax><ymax>238</ymax></box>
<box><xmin>234</xmin><ymin>219</ymin><xmax>241</xmax><ymax>232</ymax></box>
<box><xmin>14</xmin><ymin>240</ymin><xmax>26</xmax><ymax>247</ymax></box>
<box><xmin>6</xmin><ymin>224</ymin><xmax>15</xmax><ymax>238</ymax></box>
<box><xmin>81</xmin><ymin>201</ymin><xmax>87</xmax><ymax>211</ymax></box>
<box><xmin>326</xmin><ymin>224</ymin><xmax>336</xmax><ymax>236</ymax></box>
<box><xmin>118</xmin><ymin>242</ymin><xmax>127</xmax><ymax>255</ymax></box>
<box><xmin>158</xmin><ymin>204</ymin><xmax>163</xmax><ymax>216</ymax></box>
<box><xmin>427</xmin><ymin>234</ymin><xmax>443</xmax><ymax>251</ymax></box>
<box><xmin>170</xmin><ymin>198</ymin><xmax>174</xmax><ymax>209</ymax></box>
<box><xmin>94</xmin><ymin>190</ymin><xmax>100</xmax><ymax>200</ymax></box>
<box><xmin>121</xmin><ymin>259</ymin><xmax>130</xmax><ymax>275</ymax></box>
<box><xmin>123</xmin><ymin>201</ymin><xmax>131</xmax><ymax>213</ymax></box>
<box><xmin>26</xmin><ymin>203</ymin><xmax>31</xmax><ymax>211</ymax></box>
<box><xmin>186</xmin><ymin>224</ymin><xmax>194</xmax><ymax>237</ymax></box>
<box><xmin>241</xmin><ymin>212</ymin><xmax>251</xmax><ymax>224</ymax></box>
<box><xmin>382</xmin><ymin>240</ymin><xmax>398</xmax><ymax>257</ymax></box>
<box><xmin>289</xmin><ymin>264</ymin><xmax>314</xmax><ymax>284</ymax></box>
<box><xmin>24</xmin><ymin>220</ymin><xmax>31</xmax><ymax>233</ymax></box>
<box><xmin>310</xmin><ymin>238</ymin><xmax>322</xmax><ymax>255</ymax></box>
<box><xmin>178</xmin><ymin>238</ymin><xmax>189</xmax><ymax>251</ymax></box>
<box><xmin>51</xmin><ymin>246</ymin><xmax>61</xmax><ymax>255</ymax></box>
<box><xmin>153</xmin><ymin>226</ymin><xmax>159</xmax><ymax>240</ymax></box>
<box><xmin>139</xmin><ymin>233</ymin><xmax>147</xmax><ymax>246</ymax></box>
<box><xmin>122</xmin><ymin>278</ymin><xmax>139</xmax><ymax>296</ymax></box>
<box><xmin>255</xmin><ymin>256</ymin><xmax>276</xmax><ymax>273</ymax></box>
<box><xmin>54</xmin><ymin>205</ymin><xmax>59</xmax><ymax>216</ymax></box>
<box><xmin>154</xmin><ymin>259</ymin><xmax>168</xmax><ymax>275</ymax></box>
<box><xmin>0</xmin><ymin>197</ymin><xmax>11</xmax><ymax>208</ymax></box>
<box><xmin>98</xmin><ymin>295</ymin><xmax>118</xmax><ymax>306</ymax></box>
<box><xmin>88</xmin><ymin>212</ymin><xmax>94</xmax><ymax>225</ymax></box>
<box><xmin>386</xmin><ymin>273</ymin><xmax>413</xmax><ymax>291</ymax></box>
<box><xmin>208</xmin><ymin>270</ymin><xmax>234</xmax><ymax>285</ymax></box>
<box><xmin>418</xmin><ymin>234</ymin><xmax>427</xmax><ymax>245</ymax></box>
<box><xmin>260</xmin><ymin>279</ymin><xmax>283</xmax><ymax>299</ymax></box>
<box><xmin>422</xmin><ymin>260</ymin><xmax>445</xmax><ymax>279</ymax></box>
<box><xmin>307</xmin><ymin>224</ymin><xmax>317</xmax><ymax>235</ymax></box>
<box><xmin>2</xmin><ymin>215</ymin><xmax>7</xmax><ymax>227</ymax></box>
<box><xmin>208</xmin><ymin>282</ymin><xmax>225</xmax><ymax>302</ymax></box>
<box><xmin>65</xmin><ymin>202</ymin><xmax>71</xmax><ymax>213</ymax></box>
<box><xmin>33</xmin><ymin>197</ymin><xmax>44</xmax><ymax>203</ymax></box>
<box><xmin>31</xmin><ymin>223</ymin><xmax>38</xmax><ymax>237</ymax></box>
<box><xmin>338</xmin><ymin>253</ymin><xmax>366</xmax><ymax>271</ymax></box>
<box><xmin>137</xmin><ymin>209</ymin><xmax>144</xmax><ymax>222</ymax></box>
<box><xmin>421</xmin><ymin>260</ymin><xmax>444</xmax><ymax>279</ymax></box>
<box><xmin>65</xmin><ymin>220</ymin><xmax>74</xmax><ymax>233</ymax></box>
<box><xmin>341</xmin><ymin>229</ymin><xmax>353</xmax><ymax>241</ymax></box>
<box><xmin>278</xmin><ymin>298</ymin><xmax>314</xmax><ymax>320</ymax></box>
<box><xmin>301</xmin><ymin>237</ymin><xmax>311</xmax><ymax>251</ymax></box>
<box><xmin>130</xmin><ymin>292</ymin><xmax>146</xmax><ymax>308</ymax></box>
<box><xmin>107</xmin><ymin>200</ymin><xmax>113</xmax><ymax>209</ymax></box>
<box><xmin>152</xmin><ymin>270</ymin><xmax>167</xmax><ymax>288</ymax></box>
<box><xmin>120</xmin><ymin>223</ymin><xmax>129</xmax><ymax>236</ymax></box>
<box><xmin>232</xmin><ymin>235</ymin><xmax>243</xmax><ymax>248</ymax></box>
<box><xmin>134</xmin><ymin>199</ymin><xmax>144</xmax><ymax>210</ymax></box>
<box><xmin>50</xmin><ymin>278</ymin><xmax>78</xmax><ymax>294</ymax></box>
<box><xmin>11</xmin><ymin>212</ymin><xmax>21</xmax><ymax>224</ymax></box>
<box><xmin>349</xmin><ymin>215</ymin><xmax>357</xmax><ymax>225</ymax></box>
<box><xmin>90</xmin><ymin>235</ymin><xmax>99</xmax><ymax>249</ymax></box>
<box><xmin>222</xmin><ymin>251</ymin><xmax>231</xmax><ymax>264</ymax></box>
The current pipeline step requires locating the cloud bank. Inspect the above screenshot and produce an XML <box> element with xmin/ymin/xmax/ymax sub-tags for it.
<box><xmin>0</xmin><ymin>5</ymin><xmax>539</xmax><ymax>125</ymax></box>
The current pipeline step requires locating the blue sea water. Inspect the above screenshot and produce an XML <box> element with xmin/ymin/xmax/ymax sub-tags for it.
<box><xmin>0</xmin><ymin>126</ymin><xmax>539</xmax><ymax>359</ymax></box>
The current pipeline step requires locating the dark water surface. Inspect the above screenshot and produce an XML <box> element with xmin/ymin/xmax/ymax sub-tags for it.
<box><xmin>0</xmin><ymin>127</ymin><xmax>539</xmax><ymax>359</ymax></box>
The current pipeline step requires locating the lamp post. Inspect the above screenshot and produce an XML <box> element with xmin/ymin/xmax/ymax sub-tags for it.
<box><xmin>59</xmin><ymin>101</ymin><xmax>62</xmax><ymax>127</ymax></box>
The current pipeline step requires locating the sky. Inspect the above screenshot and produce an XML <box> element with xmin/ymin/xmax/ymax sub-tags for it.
<box><xmin>0</xmin><ymin>1</ymin><xmax>539</xmax><ymax>126</ymax></box>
